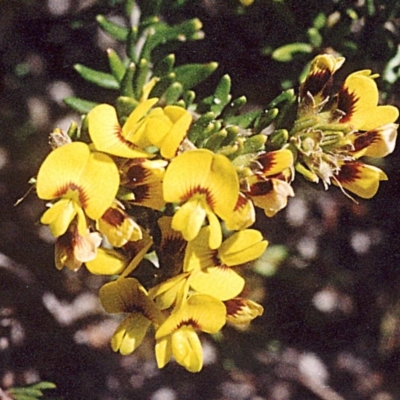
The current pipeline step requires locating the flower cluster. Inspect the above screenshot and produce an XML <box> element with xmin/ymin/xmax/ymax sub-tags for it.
<box><xmin>34</xmin><ymin>54</ymin><xmax>398</xmax><ymax>372</ymax></box>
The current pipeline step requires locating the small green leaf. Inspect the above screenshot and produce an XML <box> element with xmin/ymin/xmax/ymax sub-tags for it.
<box><xmin>204</xmin><ymin>129</ymin><xmax>228</xmax><ymax>151</ymax></box>
<box><xmin>241</xmin><ymin>134</ymin><xmax>267</xmax><ymax>154</ymax></box>
<box><xmin>182</xmin><ymin>90</ymin><xmax>196</xmax><ymax>107</ymax></box>
<box><xmin>63</xmin><ymin>97</ymin><xmax>98</xmax><ymax>114</ymax></box>
<box><xmin>225</xmin><ymin>110</ymin><xmax>262</xmax><ymax>129</ymax></box>
<box><xmin>253</xmin><ymin>245</ymin><xmax>288</xmax><ymax>277</ymax></box>
<box><xmin>255</xmin><ymin>108</ymin><xmax>279</xmax><ymax>132</ymax></box>
<box><xmin>153</xmin><ymin>54</ymin><xmax>176</xmax><ymax>77</ymax></box>
<box><xmin>120</xmin><ymin>62</ymin><xmax>136</xmax><ymax>98</ymax></box>
<box><xmin>127</xmin><ymin>26</ymin><xmax>139</xmax><ymax>62</ymax></box>
<box><xmin>149</xmin><ymin>72</ymin><xmax>176</xmax><ymax>98</ymax></box>
<box><xmin>134</xmin><ymin>58</ymin><xmax>150</xmax><ymax>99</ymax></box>
<box><xmin>272</xmin><ymin>43</ymin><xmax>313</xmax><ymax>62</ymax></box>
<box><xmin>199</xmin><ymin>74</ymin><xmax>232</xmax><ymax>116</ymax></box>
<box><xmin>173</xmin><ymin>62</ymin><xmax>218</xmax><ymax>90</ymax></box>
<box><xmin>163</xmin><ymin>82</ymin><xmax>183</xmax><ymax>104</ymax></box>
<box><xmin>269</xmin><ymin>128</ymin><xmax>289</xmax><ymax>147</ymax></box>
<box><xmin>267</xmin><ymin>89</ymin><xmax>296</xmax><ymax>108</ymax></box>
<box><xmin>188</xmin><ymin>111</ymin><xmax>215</xmax><ymax>144</ymax></box>
<box><xmin>107</xmin><ymin>49</ymin><xmax>126</xmax><ymax>82</ymax></box>
<box><xmin>116</xmin><ymin>96</ymin><xmax>139</xmax><ymax>120</ymax></box>
<box><xmin>307</xmin><ymin>27</ymin><xmax>322</xmax><ymax>47</ymax></box>
<box><xmin>221</xmin><ymin>96</ymin><xmax>247</xmax><ymax>119</ymax></box>
<box><xmin>96</xmin><ymin>15</ymin><xmax>128</xmax><ymax>41</ymax></box>
<box><xmin>30</xmin><ymin>382</ymin><xmax>56</xmax><ymax>390</ymax></box>
<box><xmin>74</xmin><ymin>64</ymin><xmax>119</xmax><ymax>89</ymax></box>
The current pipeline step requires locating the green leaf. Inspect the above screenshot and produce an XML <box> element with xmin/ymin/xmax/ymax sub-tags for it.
<box><xmin>225</xmin><ymin>110</ymin><xmax>262</xmax><ymax>129</ymax></box>
<box><xmin>204</xmin><ymin>129</ymin><xmax>228</xmax><ymax>151</ymax></box>
<box><xmin>383</xmin><ymin>46</ymin><xmax>400</xmax><ymax>84</ymax></box>
<box><xmin>116</xmin><ymin>96</ymin><xmax>139</xmax><ymax>120</ymax></box>
<box><xmin>254</xmin><ymin>108</ymin><xmax>279</xmax><ymax>132</ymax></box>
<box><xmin>96</xmin><ymin>15</ymin><xmax>128</xmax><ymax>41</ymax></box>
<box><xmin>149</xmin><ymin>72</ymin><xmax>176</xmax><ymax>98</ymax></box>
<box><xmin>199</xmin><ymin>74</ymin><xmax>232</xmax><ymax>116</ymax></box>
<box><xmin>272</xmin><ymin>43</ymin><xmax>313</xmax><ymax>62</ymax></box>
<box><xmin>173</xmin><ymin>62</ymin><xmax>218</xmax><ymax>90</ymax></box>
<box><xmin>153</xmin><ymin>54</ymin><xmax>176</xmax><ymax>77</ymax></box>
<box><xmin>107</xmin><ymin>49</ymin><xmax>126</xmax><ymax>82</ymax></box>
<box><xmin>30</xmin><ymin>382</ymin><xmax>57</xmax><ymax>390</ymax></box>
<box><xmin>188</xmin><ymin>112</ymin><xmax>215</xmax><ymax>143</ymax></box>
<box><xmin>163</xmin><ymin>82</ymin><xmax>183</xmax><ymax>104</ymax></box>
<box><xmin>221</xmin><ymin>96</ymin><xmax>247</xmax><ymax>119</ymax></box>
<box><xmin>253</xmin><ymin>245</ymin><xmax>288</xmax><ymax>277</ymax></box>
<box><xmin>120</xmin><ymin>62</ymin><xmax>136</xmax><ymax>98</ymax></box>
<box><xmin>241</xmin><ymin>134</ymin><xmax>267</xmax><ymax>154</ymax></box>
<box><xmin>127</xmin><ymin>26</ymin><xmax>139</xmax><ymax>62</ymax></box>
<box><xmin>63</xmin><ymin>97</ymin><xmax>98</xmax><ymax>114</ymax></box>
<box><xmin>133</xmin><ymin>58</ymin><xmax>150</xmax><ymax>99</ymax></box>
<box><xmin>74</xmin><ymin>64</ymin><xmax>119</xmax><ymax>89</ymax></box>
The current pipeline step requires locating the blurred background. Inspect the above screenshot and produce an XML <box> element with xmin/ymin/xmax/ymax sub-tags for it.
<box><xmin>1</xmin><ymin>0</ymin><xmax>400</xmax><ymax>399</ymax></box>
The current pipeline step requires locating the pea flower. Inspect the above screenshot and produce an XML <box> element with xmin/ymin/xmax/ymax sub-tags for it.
<box><xmin>184</xmin><ymin>227</ymin><xmax>268</xmax><ymax>300</ymax></box>
<box><xmin>36</xmin><ymin>142</ymin><xmax>119</xmax><ymax>237</ymax></box>
<box><xmin>100</xmin><ymin>278</ymin><xmax>164</xmax><ymax>355</ymax></box>
<box><xmin>163</xmin><ymin>149</ymin><xmax>240</xmax><ymax>249</ymax></box>
<box><xmin>155</xmin><ymin>294</ymin><xmax>226</xmax><ymax>372</ymax></box>
<box><xmin>88</xmin><ymin>99</ymin><xmax>192</xmax><ymax>159</ymax></box>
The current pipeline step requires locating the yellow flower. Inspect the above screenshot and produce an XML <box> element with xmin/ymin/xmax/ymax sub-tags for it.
<box><xmin>120</xmin><ymin>158</ymin><xmax>167</xmax><ymax>210</ymax></box>
<box><xmin>184</xmin><ymin>227</ymin><xmax>268</xmax><ymax>301</ymax></box>
<box><xmin>346</xmin><ymin>123</ymin><xmax>398</xmax><ymax>159</ymax></box>
<box><xmin>85</xmin><ymin>248</ymin><xmax>126</xmax><ymax>275</ymax></box>
<box><xmin>155</xmin><ymin>294</ymin><xmax>226</xmax><ymax>372</ymax></box>
<box><xmin>225</xmin><ymin>298</ymin><xmax>264</xmax><ymax>327</ymax></box>
<box><xmin>97</xmin><ymin>201</ymin><xmax>142</xmax><ymax>247</ymax></box>
<box><xmin>337</xmin><ymin>70</ymin><xmax>399</xmax><ymax>131</ymax></box>
<box><xmin>88</xmin><ymin>99</ymin><xmax>158</xmax><ymax>158</ymax></box>
<box><xmin>88</xmin><ymin>99</ymin><xmax>192</xmax><ymax>159</ymax></box>
<box><xmin>300</xmin><ymin>54</ymin><xmax>345</xmax><ymax>106</ymax></box>
<box><xmin>55</xmin><ymin>221</ymin><xmax>102</xmax><ymax>271</ymax></box>
<box><xmin>36</xmin><ymin>142</ymin><xmax>119</xmax><ymax>237</ymax></box>
<box><xmin>100</xmin><ymin>278</ymin><xmax>164</xmax><ymax>355</ymax></box>
<box><xmin>163</xmin><ymin>149</ymin><xmax>240</xmax><ymax>249</ymax></box>
<box><xmin>333</xmin><ymin>161</ymin><xmax>388</xmax><ymax>199</ymax></box>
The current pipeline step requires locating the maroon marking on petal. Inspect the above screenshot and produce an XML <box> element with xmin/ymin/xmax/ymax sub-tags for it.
<box><xmin>132</xmin><ymin>184</ymin><xmax>150</xmax><ymax>203</ymax></box>
<box><xmin>113</xmin><ymin>125</ymin><xmax>144</xmax><ymax>151</ymax></box>
<box><xmin>337</xmin><ymin>86</ymin><xmax>359</xmax><ymax>124</ymax></box>
<box><xmin>301</xmin><ymin>70</ymin><xmax>332</xmax><ymax>98</ymax></box>
<box><xmin>336</xmin><ymin>162</ymin><xmax>362</xmax><ymax>183</ymax></box>
<box><xmin>101</xmin><ymin>207</ymin><xmax>125</xmax><ymax>227</ymax></box>
<box><xmin>225</xmin><ymin>298</ymin><xmax>245</xmax><ymax>317</ymax></box>
<box><xmin>55</xmin><ymin>183</ymin><xmax>88</xmax><ymax>208</ymax></box>
<box><xmin>353</xmin><ymin>131</ymin><xmax>378</xmax><ymax>152</ymax></box>
<box><xmin>257</xmin><ymin>152</ymin><xmax>277</xmax><ymax>173</ymax></box>
<box><xmin>249</xmin><ymin>180</ymin><xmax>273</xmax><ymax>196</ymax></box>
<box><xmin>182</xmin><ymin>186</ymin><xmax>215</xmax><ymax>209</ymax></box>
<box><xmin>176</xmin><ymin>317</ymin><xmax>200</xmax><ymax>330</ymax></box>
<box><xmin>126</xmin><ymin>164</ymin><xmax>149</xmax><ymax>184</ymax></box>
<box><xmin>162</xmin><ymin>236</ymin><xmax>186</xmax><ymax>257</ymax></box>
<box><xmin>234</xmin><ymin>194</ymin><xmax>247</xmax><ymax>212</ymax></box>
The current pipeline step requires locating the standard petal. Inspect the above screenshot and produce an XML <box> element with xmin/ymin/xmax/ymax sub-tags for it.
<box><xmin>335</xmin><ymin>162</ymin><xmax>388</xmax><ymax>199</ymax></box>
<box><xmin>79</xmin><ymin>151</ymin><xmax>120</xmax><ymax>220</ymax></box>
<box><xmin>257</xmin><ymin>149</ymin><xmax>294</xmax><ymax>177</ymax></box>
<box><xmin>88</xmin><ymin>104</ymin><xmax>151</xmax><ymax>158</ymax></box>
<box><xmin>36</xmin><ymin>142</ymin><xmax>90</xmax><ymax>201</ymax></box>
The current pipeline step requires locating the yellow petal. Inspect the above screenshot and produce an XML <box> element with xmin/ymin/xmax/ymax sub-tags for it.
<box><xmin>257</xmin><ymin>149</ymin><xmax>294</xmax><ymax>177</ymax></box>
<box><xmin>183</xmin><ymin>227</ymin><xmax>215</xmax><ymax>272</ymax></box>
<box><xmin>41</xmin><ymin>199</ymin><xmax>78</xmax><ymax>237</ymax></box>
<box><xmin>339</xmin><ymin>72</ymin><xmax>399</xmax><ymax>130</ymax></box>
<box><xmin>219</xmin><ymin>229</ymin><xmax>268</xmax><ymax>266</ymax></box>
<box><xmin>85</xmin><ymin>248</ymin><xmax>126</xmax><ymax>275</ymax></box>
<box><xmin>335</xmin><ymin>162</ymin><xmax>388</xmax><ymax>199</ymax></box>
<box><xmin>156</xmin><ymin>294</ymin><xmax>226</xmax><ymax>339</ymax></box>
<box><xmin>79</xmin><ymin>151</ymin><xmax>120</xmax><ymax>220</ymax></box>
<box><xmin>163</xmin><ymin>149</ymin><xmax>239</xmax><ymax>220</ymax></box>
<box><xmin>225</xmin><ymin>298</ymin><xmax>264</xmax><ymax>326</ymax></box>
<box><xmin>171</xmin><ymin>197</ymin><xmax>207</xmax><ymax>242</ymax></box>
<box><xmin>349</xmin><ymin>123</ymin><xmax>398</xmax><ymax>158</ymax></box>
<box><xmin>99</xmin><ymin>278</ymin><xmax>163</xmax><ymax>324</ymax></box>
<box><xmin>159</xmin><ymin>106</ymin><xmax>192</xmax><ymax>159</ymax></box>
<box><xmin>111</xmin><ymin>313</ymin><xmax>151</xmax><ymax>355</ymax></box>
<box><xmin>36</xmin><ymin>142</ymin><xmax>90</xmax><ymax>201</ymax></box>
<box><xmin>171</xmin><ymin>327</ymin><xmax>203</xmax><ymax>372</ymax></box>
<box><xmin>155</xmin><ymin>336</ymin><xmax>173</xmax><ymax>369</ymax></box>
<box><xmin>190</xmin><ymin>267</ymin><xmax>245</xmax><ymax>301</ymax></box>
<box><xmin>88</xmin><ymin>104</ymin><xmax>151</xmax><ymax>158</ymax></box>
<box><xmin>224</xmin><ymin>193</ymin><xmax>255</xmax><ymax>231</ymax></box>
